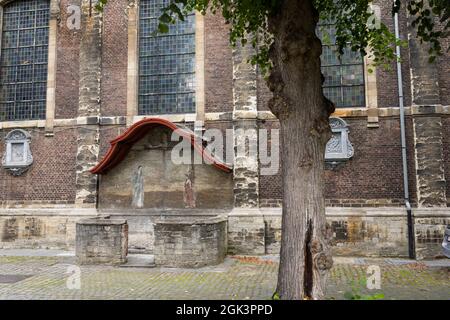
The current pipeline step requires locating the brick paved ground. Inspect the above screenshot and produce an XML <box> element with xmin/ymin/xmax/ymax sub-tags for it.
<box><xmin>0</xmin><ymin>253</ymin><xmax>448</xmax><ymax>300</ymax></box>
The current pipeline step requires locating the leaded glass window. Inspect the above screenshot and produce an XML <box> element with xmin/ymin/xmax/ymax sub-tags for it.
<box><xmin>139</xmin><ymin>0</ymin><xmax>196</xmax><ymax>115</ymax></box>
<box><xmin>317</xmin><ymin>22</ymin><xmax>365</xmax><ymax>108</ymax></box>
<box><xmin>0</xmin><ymin>0</ymin><xmax>50</xmax><ymax>121</ymax></box>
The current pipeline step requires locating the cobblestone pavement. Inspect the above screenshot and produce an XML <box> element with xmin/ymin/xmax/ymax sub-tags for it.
<box><xmin>0</xmin><ymin>253</ymin><xmax>448</xmax><ymax>300</ymax></box>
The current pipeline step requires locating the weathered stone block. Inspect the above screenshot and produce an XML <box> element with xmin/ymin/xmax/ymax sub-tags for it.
<box><xmin>76</xmin><ymin>217</ymin><xmax>128</xmax><ymax>265</ymax></box>
<box><xmin>153</xmin><ymin>216</ymin><xmax>227</xmax><ymax>268</ymax></box>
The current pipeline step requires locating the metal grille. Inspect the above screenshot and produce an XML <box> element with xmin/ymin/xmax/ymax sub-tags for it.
<box><xmin>317</xmin><ymin>22</ymin><xmax>365</xmax><ymax>108</ymax></box>
<box><xmin>138</xmin><ymin>0</ymin><xmax>196</xmax><ymax>115</ymax></box>
<box><xmin>0</xmin><ymin>0</ymin><xmax>50</xmax><ymax>121</ymax></box>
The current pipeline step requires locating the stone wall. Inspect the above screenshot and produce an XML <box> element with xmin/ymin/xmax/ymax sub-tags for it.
<box><xmin>442</xmin><ymin>116</ymin><xmax>450</xmax><ymax>206</ymax></box>
<box><xmin>228</xmin><ymin>208</ymin><xmax>450</xmax><ymax>259</ymax></box>
<box><xmin>415</xmin><ymin>216</ymin><xmax>450</xmax><ymax>259</ymax></box>
<box><xmin>257</xmin><ymin>208</ymin><xmax>450</xmax><ymax>259</ymax></box>
<box><xmin>0</xmin><ymin>208</ymin><xmax>448</xmax><ymax>259</ymax></box>
<box><xmin>0</xmin><ymin>208</ymin><xmax>91</xmax><ymax>250</ymax></box>
<box><xmin>412</xmin><ymin>115</ymin><xmax>447</xmax><ymax>207</ymax></box>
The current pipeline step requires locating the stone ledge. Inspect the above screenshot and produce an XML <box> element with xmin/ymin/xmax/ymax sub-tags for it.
<box><xmin>228</xmin><ymin>208</ymin><xmax>264</xmax><ymax>216</ymax></box>
<box><xmin>77</xmin><ymin>217</ymin><xmax>128</xmax><ymax>225</ymax></box>
<box><xmin>2</xmin><ymin>105</ymin><xmax>450</xmax><ymax>131</ymax></box>
<box><xmin>132</xmin><ymin>114</ymin><xmax>196</xmax><ymax>124</ymax></box>
<box><xmin>233</xmin><ymin>110</ymin><xmax>258</xmax><ymax>120</ymax></box>
<box><xmin>0</xmin><ymin>208</ymin><xmax>98</xmax><ymax>216</ymax></box>
<box><xmin>1</xmin><ymin>207</ymin><xmax>448</xmax><ymax>218</ymax></box>
<box><xmin>153</xmin><ymin>216</ymin><xmax>227</xmax><ymax>225</ymax></box>
<box><xmin>260</xmin><ymin>207</ymin><xmax>450</xmax><ymax>218</ymax></box>
<box><xmin>99</xmin><ymin>209</ymin><xmax>232</xmax><ymax>216</ymax></box>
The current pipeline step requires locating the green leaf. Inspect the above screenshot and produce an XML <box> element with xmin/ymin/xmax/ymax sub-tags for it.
<box><xmin>158</xmin><ymin>23</ymin><xmax>169</xmax><ymax>34</ymax></box>
<box><xmin>169</xmin><ymin>3</ymin><xmax>185</xmax><ymax>21</ymax></box>
<box><xmin>159</xmin><ymin>13</ymin><xmax>172</xmax><ymax>24</ymax></box>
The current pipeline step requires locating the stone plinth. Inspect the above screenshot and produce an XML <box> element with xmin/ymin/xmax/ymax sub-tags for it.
<box><xmin>154</xmin><ymin>216</ymin><xmax>227</xmax><ymax>268</ymax></box>
<box><xmin>76</xmin><ymin>217</ymin><xmax>128</xmax><ymax>265</ymax></box>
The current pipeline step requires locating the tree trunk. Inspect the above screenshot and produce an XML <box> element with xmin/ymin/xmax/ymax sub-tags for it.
<box><xmin>267</xmin><ymin>0</ymin><xmax>334</xmax><ymax>300</ymax></box>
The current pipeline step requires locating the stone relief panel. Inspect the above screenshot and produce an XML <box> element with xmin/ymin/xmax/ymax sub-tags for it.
<box><xmin>1</xmin><ymin>129</ymin><xmax>33</xmax><ymax>176</ymax></box>
<box><xmin>325</xmin><ymin>117</ymin><xmax>354</xmax><ymax>165</ymax></box>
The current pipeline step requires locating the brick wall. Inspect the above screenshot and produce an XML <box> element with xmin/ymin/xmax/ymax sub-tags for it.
<box><xmin>258</xmin><ymin>120</ymin><xmax>282</xmax><ymax>201</ymax></box>
<box><xmin>204</xmin><ymin>13</ymin><xmax>233</xmax><ymax>113</ymax></box>
<box><xmin>101</xmin><ymin>0</ymin><xmax>128</xmax><ymax>117</ymax></box>
<box><xmin>0</xmin><ymin>129</ymin><xmax>77</xmax><ymax>204</ymax></box>
<box><xmin>438</xmin><ymin>36</ymin><xmax>450</xmax><ymax>105</ymax></box>
<box><xmin>55</xmin><ymin>0</ymin><xmax>81</xmax><ymax>119</ymax></box>
<box><xmin>0</xmin><ymin>0</ymin><xmax>446</xmax><ymax>208</ymax></box>
<box><xmin>259</xmin><ymin>117</ymin><xmax>419</xmax><ymax>207</ymax></box>
<box><xmin>374</xmin><ymin>0</ymin><xmax>413</xmax><ymax>108</ymax></box>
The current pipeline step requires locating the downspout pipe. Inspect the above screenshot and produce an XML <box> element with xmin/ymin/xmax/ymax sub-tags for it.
<box><xmin>394</xmin><ymin>9</ymin><xmax>416</xmax><ymax>259</ymax></box>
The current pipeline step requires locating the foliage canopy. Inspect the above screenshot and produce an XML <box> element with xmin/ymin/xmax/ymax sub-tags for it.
<box><xmin>96</xmin><ymin>0</ymin><xmax>449</xmax><ymax>72</ymax></box>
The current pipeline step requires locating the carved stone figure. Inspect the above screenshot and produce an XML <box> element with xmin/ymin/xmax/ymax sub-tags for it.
<box><xmin>131</xmin><ymin>166</ymin><xmax>144</xmax><ymax>208</ymax></box>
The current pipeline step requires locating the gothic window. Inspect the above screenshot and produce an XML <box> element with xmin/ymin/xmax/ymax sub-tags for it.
<box><xmin>138</xmin><ymin>0</ymin><xmax>196</xmax><ymax>115</ymax></box>
<box><xmin>0</xmin><ymin>0</ymin><xmax>50</xmax><ymax>121</ymax></box>
<box><xmin>317</xmin><ymin>21</ymin><xmax>366</xmax><ymax>108</ymax></box>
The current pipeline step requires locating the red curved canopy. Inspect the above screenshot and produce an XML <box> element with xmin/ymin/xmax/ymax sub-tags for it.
<box><xmin>90</xmin><ymin>118</ymin><xmax>232</xmax><ymax>174</ymax></box>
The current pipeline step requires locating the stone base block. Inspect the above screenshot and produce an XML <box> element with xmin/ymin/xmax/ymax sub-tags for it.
<box><xmin>76</xmin><ymin>217</ymin><xmax>128</xmax><ymax>265</ymax></box>
<box><xmin>154</xmin><ymin>216</ymin><xmax>227</xmax><ymax>268</ymax></box>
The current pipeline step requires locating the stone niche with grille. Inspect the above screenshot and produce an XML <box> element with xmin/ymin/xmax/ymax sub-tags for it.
<box><xmin>75</xmin><ymin>217</ymin><xmax>128</xmax><ymax>265</ymax></box>
<box><xmin>153</xmin><ymin>216</ymin><xmax>227</xmax><ymax>268</ymax></box>
<box><xmin>2</xmin><ymin>129</ymin><xmax>33</xmax><ymax>176</ymax></box>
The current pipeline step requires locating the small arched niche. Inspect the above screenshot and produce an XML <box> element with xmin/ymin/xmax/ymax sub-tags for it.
<box><xmin>2</xmin><ymin>129</ymin><xmax>33</xmax><ymax>176</ymax></box>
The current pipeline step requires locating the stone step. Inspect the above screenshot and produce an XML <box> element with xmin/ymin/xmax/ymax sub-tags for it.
<box><xmin>120</xmin><ymin>254</ymin><xmax>155</xmax><ymax>268</ymax></box>
<box><xmin>128</xmin><ymin>248</ymin><xmax>152</xmax><ymax>255</ymax></box>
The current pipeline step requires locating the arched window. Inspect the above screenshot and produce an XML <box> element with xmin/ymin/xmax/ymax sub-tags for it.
<box><xmin>318</xmin><ymin>21</ymin><xmax>366</xmax><ymax>108</ymax></box>
<box><xmin>138</xmin><ymin>0</ymin><xmax>196</xmax><ymax>115</ymax></box>
<box><xmin>0</xmin><ymin>0</ymin><xmax>50</xmax><ymax>121</ymax></box>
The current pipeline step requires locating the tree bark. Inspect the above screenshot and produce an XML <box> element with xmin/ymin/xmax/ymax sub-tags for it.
<box><xmin>267</xmin><ymin>0</ymin><xmax>334</xmax><ymax>300</ymax></box>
